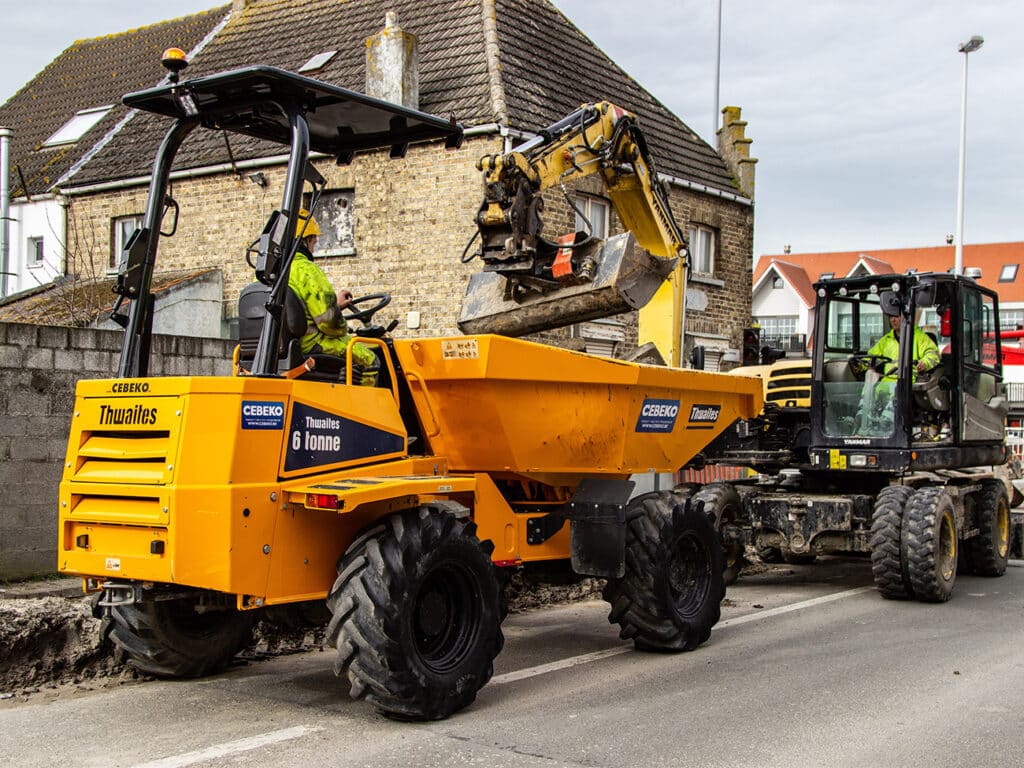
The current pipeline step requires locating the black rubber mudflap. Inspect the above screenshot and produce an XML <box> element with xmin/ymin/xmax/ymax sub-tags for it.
<box><xmin>569</xmin><ymin>478</ymin><xmax>635</xmax><ymax>578</ymax></box>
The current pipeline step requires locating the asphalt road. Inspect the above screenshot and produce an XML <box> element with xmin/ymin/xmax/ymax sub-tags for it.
<box><xmin>3</xmin><ymin>558</ymin><xmax>1023</xmax><ymax>768</ymax></box>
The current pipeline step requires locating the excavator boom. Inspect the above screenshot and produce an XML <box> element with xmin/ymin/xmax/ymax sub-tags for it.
<box><xmin>458</xmin><ymin>102</ymin><xmax>685</xmax><ymax>337</ymax></box>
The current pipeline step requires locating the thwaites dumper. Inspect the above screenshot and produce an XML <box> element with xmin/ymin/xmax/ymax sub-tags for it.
<box><xmin>689</xmin><ymin>271</ymin><xmax>1016</xmax><ymax>602</ymax></box>
<box><xmin>57</xmin><ymin>62</ymin><xmax>763</xmax><ymax>720</ymax></box>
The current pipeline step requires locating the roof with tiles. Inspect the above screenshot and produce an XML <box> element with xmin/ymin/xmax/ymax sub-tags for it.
<box><xmin>754</xmin><ymin>242</ymin><xmax>1024</xmax><ymax>307</ymax></box>
<box><xmin>56</xmin><ymin>0</ymin><xmax>739</xmax><ymax>198</ymax></box>
<box><xmin>0</xmin><ymin>6</ymin><xmax>230</xmax><ymax>198</ymax></box>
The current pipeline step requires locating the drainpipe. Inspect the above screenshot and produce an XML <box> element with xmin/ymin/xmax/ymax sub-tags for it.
<box><xmin>0</xmin><ymin>127</ymin><xmax>10</xmax><ymax>298</ymax></box>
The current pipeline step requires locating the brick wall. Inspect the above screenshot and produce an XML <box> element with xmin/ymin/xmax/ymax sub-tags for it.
<box><xmin>0</xmin><ymin>321</ymin><xmax>234</xmax><ymax>579</ymax></box>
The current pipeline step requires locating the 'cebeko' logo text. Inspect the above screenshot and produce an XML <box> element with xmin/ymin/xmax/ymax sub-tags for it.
<box><xmin>636</xmin><ymin>398</ymin><xmax>681</xmax><ymax>433</ymax></box>
<box><xmin>99</xmin><ymin>403</ymin><xmax>158</xmax><ymax>426</ymax></box>
<box><xmin>688</xmin><ymin>404</ymin><xmax>720</xmax><ymax>423</ymax></box>
<box><xmin>241</xmin><ymin>400</ymin><xmax>285</xmax><ymax>430</ymax></box>
<box><xmin>111</xmin><ymin>382</ymin><xmax>149</xmax><ymax>393</ymax></box>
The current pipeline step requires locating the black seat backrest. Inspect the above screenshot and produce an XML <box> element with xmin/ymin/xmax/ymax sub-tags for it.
<box><xmin>238</xmin><ymin>283</ymin><xmax>309</xmax><ymax>364</ymax></box>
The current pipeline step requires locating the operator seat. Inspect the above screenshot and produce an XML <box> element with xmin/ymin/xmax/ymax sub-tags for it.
<box><xmin>236</xmin><ymin>282</ymin><xmax>344</xmax><ymax>381</ymax></box>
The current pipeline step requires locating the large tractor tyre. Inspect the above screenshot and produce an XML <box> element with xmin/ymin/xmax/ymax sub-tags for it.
<box><xmin>602</xmin><ymin>492</ymin><xmax>724</xmax><ymax>652</ymax></box>
<box><xmin>326</xmin><ymin>508</ymin><xmax>504</xmax><ymax>721</ymax></box>
<box><xmin>107</xmin><ymin>595</ymin><xmax>256</xmax><ymax>678</ymax></box>
<box><xmin>692</xmin><ymin>484</ymin><xmax>746</xmax><ymax>586</ymax></box>
<box><xmin>904</xmin><ymin>487</ymin><xmax>958</xmax><ymax>603</ymax></box>
<box><xmin>869</xmin><ymin>485</ymin><xmax>915</xmax><ymax>600</ymax></box>
<box><xmin>966</xmin><ymin>480</ymin><xmax>1011</xmax><ymax>577</ymax></box>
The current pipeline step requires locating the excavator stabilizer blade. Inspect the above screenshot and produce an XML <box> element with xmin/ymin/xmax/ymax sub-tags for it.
<box><xmin>457</xmin><ymin>232</ymin><xmax>677</xmax><ymax>336</ymax></box>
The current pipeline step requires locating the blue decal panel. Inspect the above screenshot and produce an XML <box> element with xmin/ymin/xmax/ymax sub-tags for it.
<box><xmin>284</xmin><ymin>401</ymin><xmax>404</xmax><ymax>472</ymax></box>
<box><xmin>635</xmin><ymin>398</ymin><xmax>681</xmax><ymax>433</ymax></box>
<box><xmin>241</xmin><ymin>401</ymin><xmax>285</xmax><ymax>430</ymax></box>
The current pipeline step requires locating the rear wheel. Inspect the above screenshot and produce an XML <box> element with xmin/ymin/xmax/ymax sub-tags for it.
<box><xmin>692</xmin><ymin>484</ymin><xmax>746</xmax><ymax>586</ymax></box>
<box><xmin>904</xmin><ymin>487</ymin><xmax>958</xmax><ymax>603</ymax></box>
<box><xmin>869</xmin><ymin>485</ymin><xmax>915</xmax><ymax>599</ymax></box>
<box><xmin>967</xmin><ymin>480</ymin><xmax>1010</xmax><ymax>577</ymax></box>
<box><xmin>602</xmin><ymin>492</ymin><xmax>724</xmax><ymax>651</ymax></box>
<box><xmin>108</xmin><ymin>592</ymin><xmax>255</xmax><ymax>678</ymax></box>
<box><xmin>326</xmin><ymin>508</ymin><xmax>503</xmax><ymax>721</ymax></box>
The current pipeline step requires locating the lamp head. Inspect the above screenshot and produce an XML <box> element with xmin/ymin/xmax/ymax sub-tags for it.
<box><xmin>959</xmin><ymin>36</ymin><xmax>984</xmax><ymax>54</ymax></box>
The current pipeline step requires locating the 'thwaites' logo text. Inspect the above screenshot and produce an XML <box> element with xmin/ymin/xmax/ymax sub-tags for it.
<box><xmin>99</xmin><ymin>403</ymin><xmax>158</xmax><ymax>426</ymax></box>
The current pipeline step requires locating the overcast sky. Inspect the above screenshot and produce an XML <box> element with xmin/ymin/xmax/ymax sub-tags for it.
<box><xmin>3</xmin><ymin>1</ymin><xmax>1022</xmax><ymax>260</ymax></box>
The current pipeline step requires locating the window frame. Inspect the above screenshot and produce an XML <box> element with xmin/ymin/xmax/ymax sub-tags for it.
<box><xmin>574</xmin><ymin>194</ymin><xmax>610</xmax><ymax>240</ymax></box>
<box><xmin>688</xmin><ymin>224</ymin><xmax>716</xmax><ymax>277</ymax></box>
<box><xmin>27</xmin><ymin>236</ymin><xmax>45</xmax><ymax>267</ymax></box>
<box><xmin>43</xmin><ymin>105</ymin><xmax>114</xmax><ymax>147</ymax></box>
<box><xmin>110</xmin><ymin>214</ymin><xmax>144</xmax><ymax>272</ymax></box>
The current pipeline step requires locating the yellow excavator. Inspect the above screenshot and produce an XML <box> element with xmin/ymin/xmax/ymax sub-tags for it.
<box><xmin>57</xmin><ymin>57</ymin><xmax>763</xmax><ymax>720</ymax></box>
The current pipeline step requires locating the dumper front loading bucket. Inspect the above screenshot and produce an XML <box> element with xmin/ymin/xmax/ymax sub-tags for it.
<box><xmin>393</xmin><ymin>335</ymin><xmax>762</xmax><ymax>483</ymax></box>
<box><xmin>457</xmin><ymin>232</ymin><xmax>677</xmax><ymax>336</ymax></box>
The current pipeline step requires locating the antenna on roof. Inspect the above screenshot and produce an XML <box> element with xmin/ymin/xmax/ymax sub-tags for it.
<box><xmin>161</xmin><ymin>48</ymin><xmax>189</xmax><ymax>84</ymax></box>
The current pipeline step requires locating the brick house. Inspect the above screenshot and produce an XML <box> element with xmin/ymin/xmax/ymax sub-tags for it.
<box><xmin>2</xmin><ymin>0</ymin><xmax>756</xmax><ymax>366</ymax></box>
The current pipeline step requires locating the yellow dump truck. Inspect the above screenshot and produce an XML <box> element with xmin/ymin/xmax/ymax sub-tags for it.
<box><xmin>58</xmin><ymin>61</ymin><xmax>761</xmax><ymax>720</ymax></box>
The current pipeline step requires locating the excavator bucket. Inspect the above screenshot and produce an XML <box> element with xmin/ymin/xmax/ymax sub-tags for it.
<box><xmin>457</xmin><ymin>232</ymin><xmax>677</xmax><ymax>336</ymax></box>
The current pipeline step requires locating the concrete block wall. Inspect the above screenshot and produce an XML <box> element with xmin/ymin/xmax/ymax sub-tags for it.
<box><xmin>0</xmin><ymin>321</ymin><xmax>234</xmax><ymax>580</ymax></box>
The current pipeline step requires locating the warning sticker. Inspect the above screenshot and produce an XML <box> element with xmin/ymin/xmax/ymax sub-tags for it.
<box><xmin>442</xmin><ymin>339</ymin><xmax>479</xmax><ymax>360</ymax></box>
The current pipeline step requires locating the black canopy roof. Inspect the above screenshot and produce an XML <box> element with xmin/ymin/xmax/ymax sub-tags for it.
<box><xmin>122</xmin><ymin>65</ymin><xmax>463</xmax><ymax>159</ymax></box>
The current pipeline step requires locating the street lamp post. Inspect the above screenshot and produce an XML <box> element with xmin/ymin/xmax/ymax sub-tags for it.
<box><xmin>713</xmin><ymin>0</ymin><xmax>722</xmax><ymax>139</ymax></box>
<box><xmin>954</xmin><ymin>35</ymin><xmax>983</xmax><ymax>275</ymax></box>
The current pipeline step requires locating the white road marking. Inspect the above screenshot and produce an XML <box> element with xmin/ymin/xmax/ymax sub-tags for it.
<box><xmin>492</xmin><ymin>586</ymin><xmax>873</xmax><ymax>685</ymax></box>
<box><xmin>130</xmin><ymin>726</ymin><xmax>322</xmax><ymax>768</ymax></box>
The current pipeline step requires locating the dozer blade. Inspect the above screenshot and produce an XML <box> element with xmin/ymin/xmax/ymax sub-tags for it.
<box><xmin>457</xmin><ymin>232</ymin><xmax>677</xmax><ymax>336</ymax></box>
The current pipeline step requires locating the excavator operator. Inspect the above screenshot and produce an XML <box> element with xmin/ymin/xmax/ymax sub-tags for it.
<box><xmin>289</xmin><ymin>209</ymin><xmax>378</xmax><ymax>385</ymax></box>
<box><xmin>865</xmin><ymin>291</ymin><xmax>940</xmax><ymax>382</ymax></box>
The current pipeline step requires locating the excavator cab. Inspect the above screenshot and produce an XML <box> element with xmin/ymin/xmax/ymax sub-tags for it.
<box><xmin>809</xmin><ymin>272</ymin><xmax>1007</xmax><ymax>472</ymax></box>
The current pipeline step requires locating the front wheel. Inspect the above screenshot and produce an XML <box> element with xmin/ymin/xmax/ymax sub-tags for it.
<box><xmin>326</xmin><ymin>508</ymin><xmax>503</xmax><ymax>721</ymax></box>
<box><xmin>869</xmin><ymin>485</ymin><xmax>915</xmax><ymax>599</ymax></box>
<box><xmin>603</xmin><ymin>492</ymin><xmax>724</xmax><ymax>652</ymax></box>
<box><xmin>107</xmin><ymin>592</ymin><xmax>255</xmax><ymax>678</ymax></box>
<box><xmin>904</xmin><ymin>487</ymin><xmax>958</xmax><ymax>603</ymax></box>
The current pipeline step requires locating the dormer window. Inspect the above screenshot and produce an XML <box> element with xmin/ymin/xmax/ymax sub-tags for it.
<box><xmin>299</xmin><ymin>51</ymin><xmax>338</xmax><ymax>73</ymax></box>
<box><xmin>43</xmin><ymin>106</ymin><xmax>113</xmax><ymax>147</ymax></box>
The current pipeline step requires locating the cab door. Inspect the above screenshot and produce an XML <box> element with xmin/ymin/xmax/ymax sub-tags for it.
<box><xmin>959</xmin><ymin>285</ymin><xmax>1006</xmax><ymax>442</ymax></box>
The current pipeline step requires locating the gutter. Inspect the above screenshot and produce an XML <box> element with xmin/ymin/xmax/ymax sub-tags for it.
<box><xmin>0</xmin><ymin>127</ymin><xmax>10</xmax><ymax>297</ymax></box>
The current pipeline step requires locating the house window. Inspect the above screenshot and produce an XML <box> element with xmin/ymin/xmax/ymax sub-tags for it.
<box><xmin>999</xmin><ymin>264</ymin><xmax>1018</xmax><ymax>282</ymax></box>
<box><xmin>689</xmin><ymin>225</ymin><xmax>716</xmax><ymax>276</ymax></box>
<box><xmin>309</xmin><ymin>190</ymin><xmax>356</xmax><ymax>257</ymax></box>
<box><xmin>28</xmin><ymin>237</ymin><xmax>44</xmax><ymax>266</ymax></box>
<box><xmin>111</xmin><ymin>215</ymin><xmax>143</xmax><ymax>271</ymax></box>
<box><xmin>43</xmin><ymin>105</ymin><xmax>113</xmax><ymax>147</ymax></box>
<box><xmin>575</xmin><ymin>195</ymin><xmax>609</xmax><ymax>239</ymax></box>
<box><xmin>755</xmin><ymin>316</ymin><xmax>798</xmax><ymax>338</ymax></box>
<box><xmin>1000</xmin><ymin>309</ymin><xmax>1024</xmax><ymax>331</ymax></box>
<box><xmin>772</xmin><ymin>275</ymin><xmax>784</xmax><ymax>289</ymax></box>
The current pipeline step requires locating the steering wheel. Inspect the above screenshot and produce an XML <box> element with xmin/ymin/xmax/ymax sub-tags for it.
<box><xmin>849</xmin><ymin>354</ymin><xmax>892</xmax><ymax>374</ymax></box>
<box><xmin>343</xmin><ymin>292</ymin><xmax>391</xmax><ymax>325</ymax></box>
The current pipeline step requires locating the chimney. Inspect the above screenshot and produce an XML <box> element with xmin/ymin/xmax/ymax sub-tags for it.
<box><xmin>716</xmin><ymin>106</ymin><xmax>757</xmax><ymax>199</ymax></box>
<box><xmin>365</xmin><ymin>12</ymin><xmax>419</xmax><ymax>109</ymax></box>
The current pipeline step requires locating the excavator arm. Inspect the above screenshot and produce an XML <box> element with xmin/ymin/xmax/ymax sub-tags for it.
<box><xmin>458</xmin><ymin>102</ymin><xmax>686</xmax><ymax>337</ymax></box>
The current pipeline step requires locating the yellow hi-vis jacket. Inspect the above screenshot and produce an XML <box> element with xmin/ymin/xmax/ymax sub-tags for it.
<box><xmin>288</xmin><ymin>248</ymin><xmax>377</xmax><ymax>369</ymax></box>
<box><xmin>867</xmin><ymin>325</ymin><xmax>940</xmax><ymax>382</ymax></box>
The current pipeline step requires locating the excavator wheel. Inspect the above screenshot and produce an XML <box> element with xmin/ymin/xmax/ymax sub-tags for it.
<box><xmin>869</xmin><ymin>485</ymin><xmax>915</xmax><ymax>600</ymax></box>
<box><xmin>692</xmin><ymin>484</ymin><xmax>746</xmax><ymax>586</ymax></box>
<box><xmin>965</xmin><ymin>480</ymin><xmax>1010</xmax><ymax>577</ymax></box>
<box><xmin>107</xmin><ymin>594</ymin><xmax>255</xmax><ymax>678</ymax></box>
<box><xmin>326</xmin><ymin>507</ymin><xmax>504</xmax><ymax>721</ymax></box>
<box><xmin>602</xmin><ymin>491</ymin><xmax>724</xmax><ymax>652</ymax></box>
<box><xmin>904</xmin><ymin>487</ymin><xmax>958</xmax><ymax>603</ymax></box>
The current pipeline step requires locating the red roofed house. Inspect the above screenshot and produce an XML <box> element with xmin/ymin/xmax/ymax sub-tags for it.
<box><xmin>752</xmin><ymin>242</ymin><xmax>1024</xmax><ymax>360</ymax></box>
